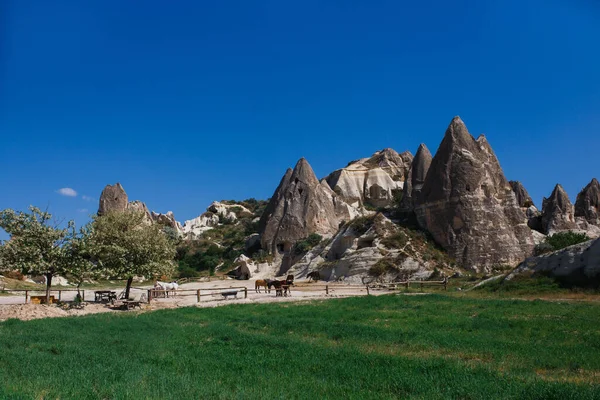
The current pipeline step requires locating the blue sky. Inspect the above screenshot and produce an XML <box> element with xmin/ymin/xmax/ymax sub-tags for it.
<box><xmin>1</xmin><ymin>0</ymin><xmax>599</xmax><ymax>239</ymax></box>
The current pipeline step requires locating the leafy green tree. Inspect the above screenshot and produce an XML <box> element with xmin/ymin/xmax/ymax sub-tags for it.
<box><xmin>59</xmin><ymin>223</ymin><xmax>96</xmax><ymax>301</ymax></box>
<box><xmin>89</xmin><ymin>210</ymin><xmax>176</xmax><ymax>298</ymax></box>
<box><xmin>0</xmin><ymin>206</ymin><xmax>87</xmax><ymax>303</ymax></box>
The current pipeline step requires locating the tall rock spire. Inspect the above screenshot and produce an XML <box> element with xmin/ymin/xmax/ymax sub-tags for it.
<box><xmin>414</xmin><ymin>117</ymin><xmax>533</xmax><ymax>271</ymax></box>
<box><xmin>401</xmin><ymin>143</ymin><xmax>432</xmax><ymax>210</ymax></box>
<box><xmin>259</xmin><ymin>158</ymin><xmax>348</xmax><ymax>256</ymax></box>
<box><xmin>542</xmin><ymin>184</ymin><xmax>577</xmax><ymax>234</ymax></box>
<box><xmin>575</xmin><ymin>178</ymin><xmax>600</xmax><ymax>225</ymax></box>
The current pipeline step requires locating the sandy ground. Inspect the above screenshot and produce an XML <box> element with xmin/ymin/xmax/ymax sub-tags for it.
<box><xmin>0</xmin><ymin>279</ymin><xmax>389</xmax><ymax>322</ymax></box>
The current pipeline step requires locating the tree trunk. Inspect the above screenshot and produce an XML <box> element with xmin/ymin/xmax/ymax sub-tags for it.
<box><xmin>124</xmin><ymin>276</ymin><xmax>133</xmax><ymax>300</ymax></box>
<box><xmin>45</xmin><ymin>273</ymin><xmax>53</xmax><ymax>304</ymax></box>
<box><xmin>76</xmin><ymin>282</ymin><xmax>82</xmax><ymax>303</ymax></box>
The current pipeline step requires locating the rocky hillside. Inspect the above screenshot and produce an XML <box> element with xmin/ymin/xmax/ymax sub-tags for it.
<box><xmin>97</xmin><ymin>116</ymin><xmax>600</xmax><ymax>284</ymax></box>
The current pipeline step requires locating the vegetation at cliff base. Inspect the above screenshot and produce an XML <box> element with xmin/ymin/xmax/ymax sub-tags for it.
<box><xmin>1</xmin><ymin>295</ymin><xmax>599</xmax><ymax>399</ymax></box>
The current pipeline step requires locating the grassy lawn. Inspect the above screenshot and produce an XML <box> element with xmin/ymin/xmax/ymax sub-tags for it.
<box><xmin>1</xmin><ymin>295</ymin><xmax>599</xmax><ymax>399</ymax></box>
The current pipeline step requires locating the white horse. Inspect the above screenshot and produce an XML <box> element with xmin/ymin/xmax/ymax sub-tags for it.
<box><xmin>154</xmin><ymin>281</ymin><xmax>179</xmax><ymax>298</ymax></box>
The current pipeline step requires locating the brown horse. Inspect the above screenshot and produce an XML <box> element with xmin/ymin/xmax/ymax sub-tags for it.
<box><xmin>255</xmin><ymin>279</ymin><xmax>270</xmax><ymax>293</ymax></box>
<box><xmin>268</xmin><ymin>280</ymin><xmax>291</xmax><ymax>297</ymax></box>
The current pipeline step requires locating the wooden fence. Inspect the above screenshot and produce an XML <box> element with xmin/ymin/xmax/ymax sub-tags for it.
<box><xmin>0</xmin><ymin>289</ymin><xmax>86</xmax><ymax>303</ymax></box>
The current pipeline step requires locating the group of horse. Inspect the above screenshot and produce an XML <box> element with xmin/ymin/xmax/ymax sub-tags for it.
<box><xmin>255</xmin><ymin>275</ymin><xmax>295</xmax><ymax>297</ymax></box>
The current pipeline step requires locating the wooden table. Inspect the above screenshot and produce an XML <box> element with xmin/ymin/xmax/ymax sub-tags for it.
<box><xmin>95</xmin><ymin>291</ymin><xmax>117</xmax><ymax>303</ymax></box>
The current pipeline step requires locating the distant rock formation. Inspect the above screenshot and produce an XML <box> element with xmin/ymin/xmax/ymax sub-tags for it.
<box><xmin>509</xmin><ymin>237</ymin><xmax>600</xmax><ymax>288</ymax></box>
<box><xmin>181</xmin><ymin>201</ymin><xmax>253</xmax><ymax>238</ymax></box>
<box><xmin>98</xmin><ymin>183</ymin><xmax>181</xmax><ymax>232</ymax></box>
<box><xmin>575</xmin><ymin>178</ymin><xmax>600</xmax><ymax>226</ymax></box>
<box><xmin>98</xmin><ymin>183</ymin><xmax>128</xmax><ymax>215</ymax></box>
<box><xmin>151</xmin><ymin>211</ymin><xmax>183</xmax><ymax>231</ymax></box>
<box><xmin>541</xmin><ymin>184</ymin><xmax>577</xmax><ymax>234</ymax></box>
<box><xmin>324</xmin><ymin>148</ymin><xmax>412</xmax><ymax>208</ymax></box>
<box><xmin>401</xmin><ymin>143</ymin><xmax>432</xmax><ymax>210</ymax></box>
<box><xmin>414</xmin><ymin>117</ymin><xmax>534</xmax><ymax>271</ymax></box>
<box><xmin>259</xmin><ymin>158</ymin><xmax>351</xmax><ymax>256</ymax></box>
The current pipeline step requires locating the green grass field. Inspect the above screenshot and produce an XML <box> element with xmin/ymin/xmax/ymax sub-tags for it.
<box><xmin>1</xmin><ymin>294</ymin><xmax>599</xmax><ymax>399</ymax></box>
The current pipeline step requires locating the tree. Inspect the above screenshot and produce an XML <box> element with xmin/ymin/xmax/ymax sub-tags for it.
<box><xmin>89</xmin><ymin>210</ymin><xmax>176</xmax><ymax>299</ymax></box>
<box><xmin>0</xmin><ymin>206</ymin><xmax>83</xmax><ymax>303</ymax></box>
<box><xmin>59</xmin><ymin>223</ymin><xmax>96</xmax><ymax>302</ymax></box>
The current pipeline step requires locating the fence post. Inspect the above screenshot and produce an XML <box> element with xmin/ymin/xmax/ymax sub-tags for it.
<box><xmin>82</xmin><ymin>290</ymin><xmax>85</xmax><ymax>302</ymax></box>
<box><xmin>366</xmin><ymin>286</ymin><xmax>370</xmax><ymax>295</ymax></box>
<box><xmin>58</xmin><ymin>290</ymin><xmax>62</xmax><ymax>301</ymax></box>
<box><xmin>244</xmin><ymin>287</ymin><xmax>247</xmax><ymax>299</ymax></box>
<box><xmin>420</xmin><ymin>282</ymin><xmax>423</xmax><ymax>291</ymax></box>
<box><xmin>197</xmin><ymin>289</ymin><xmax>201</xmax><ymax>303</ymax></box>
<box><xmin>25</xmin><ymin>290</ymin><xmax>28</xmax><ymax>303</ymax></box>
<box><xmin>405</xmin><ymin>281</ymin><xmax>409</xmax><ymax>289</ymax></box>
<box><xmin>444</xmin><ymin>278</ymin><xmax>448</xmax><ymax>291</ymax></box>
<box><xmin>148</xmin><ymin>289</ymin><xmax>152</xmax><ymax>303</ymax></box>
<box><xmin>326</xmin><ymin>285</ymin><xmax>329</xmax><ymax>295</ymax></box>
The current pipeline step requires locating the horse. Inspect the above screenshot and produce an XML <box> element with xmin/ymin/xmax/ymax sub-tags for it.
<box><xmin>268</xmin><ymin>280</ymin><xmax>291</xmax><ymax>297</ymax></box>
<box><xmin>307</xmin><ymin>271</ymin><xmax>320</xmax><ymax>282</ymax></box>
<box><xmin>255</xmin><ymin>279</ymin><xmax>270</xmax><ymax>293</ymax></box>
<box><xmin>155</xmin><ymin>281</ymin><xmax>179</xmax><ymax>298</ymax></box>
<box><xmin>286</xmin><ymin>274</ymin><xmax>295</xmax><ymax>284</ymax></box>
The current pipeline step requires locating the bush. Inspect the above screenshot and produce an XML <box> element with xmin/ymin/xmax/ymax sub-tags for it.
<box><xmin>369</xmin><ymin>258</ymin><xmax>397</xmax><ymax>277</ymax></box>
<box><xmin>293</xmin><ymin>233</ymin><xmax>323</xmax><ymax>255</ymax></box>
<box><xmin>545</xmin><ymin>231</ymin><xmax>590</xmax><ymax>251</ymax></box>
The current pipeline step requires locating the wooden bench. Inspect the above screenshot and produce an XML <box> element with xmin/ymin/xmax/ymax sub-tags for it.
<box><xmin>221</xmin><ymin>290</ymin><xmax>239</xmax><ymax>300</ymax></box>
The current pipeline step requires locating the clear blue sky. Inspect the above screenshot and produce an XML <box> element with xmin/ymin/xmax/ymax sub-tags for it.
<box><xmin>1</xmin><ymin>0</ymin><xmax>599</xmax><ymax>239</ymax></box>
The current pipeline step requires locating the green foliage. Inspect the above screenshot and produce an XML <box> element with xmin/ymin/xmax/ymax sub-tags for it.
<box><xmin>89</xmin><ymin>210</ymin><xmax>176</xmax><ymax>285</ymax></box>
<box><xmin>368</xmin><ymin>258</ymin><xmax>397</xmax><ymax>276</ymax></box>
<box><xmin>0</xmin><ymin>206</ymin><xmax>94</xmax><ymax>299</ymax></box>
<box><xmin>292</xmin><ymin>233</ymin><xmax>323</xmax><ymax>255</ymax></box>
<box><xmin>545</xmin><ymin>231</ymin><xmax>590</xmax><ymax>251</ymax></box>
<box><xmin>1</xmin><ymin>296</ymin><xmax>600</xmax><ymax>398</ymax></box>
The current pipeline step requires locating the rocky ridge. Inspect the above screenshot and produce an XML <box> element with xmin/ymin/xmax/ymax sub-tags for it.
<box><xmin>324</xmin><ymin>148</ymin><xmax>412</xmax><ymax>208</ymax></box>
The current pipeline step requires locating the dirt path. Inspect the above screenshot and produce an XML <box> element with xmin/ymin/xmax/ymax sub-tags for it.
<box><xmin>0</xmin><ymin>279</ymin><xmax>387</xmax><ymax>322</ymax></box>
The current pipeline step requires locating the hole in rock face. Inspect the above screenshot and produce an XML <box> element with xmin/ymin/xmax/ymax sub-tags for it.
<box><xmin>299</xmin><ymin>188</ymin><xmax>303</xmax><ymax>195</ymax></box>
<box><xmin>294</xmin><ymin>178</ymin><xmax>299</xmax><ymax>184</ymax></box>
<box><xmin>465</xmin><ymin>184</ymin><xmax>471</xmax><ymax>192</ymax></box>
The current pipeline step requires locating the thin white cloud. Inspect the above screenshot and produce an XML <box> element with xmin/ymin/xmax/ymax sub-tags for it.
<box><xmin>77</xmin><ymin>208</ymin><xmax>89</xmax><ymax>213</ymax></box>
<box><xmin>82</xmin><ymin>195</ymin><xmax>95</xmax><ymax>202</ymax></box>
<box><xmin>56</xmin><ymin>188</ymin><xmax>77</xmax><ymax>197</ymax></box>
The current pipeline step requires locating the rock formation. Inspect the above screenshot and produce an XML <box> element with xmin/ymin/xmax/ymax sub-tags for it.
<box><xmin>324</xmin><ymin>148</ymin><xmax>412</xmax><ymax>208</ymax></box>
<box><xmin>575</xmin><ymin>178</ymin><xmax>600</xmax><ymax>226</ymax></box>
<box><xmin>509</xmin><ymin>181</ymin><xmax>534</xmax><ymax>208</ymax></box>
<box><xmin>259</xmin><ymin>158</ymin><xmax>351</xmax><ymax>256</ymax></box>
<box><xmin>401</xmin><ymin>143</ymin><xmax>432</xmax><ymax>210</ymax></box>
<box><xmin>151</xmin><ymin>211</ymin><xmax>183</xmax><ymax>231</ymax></box>
<box><xmin>509</xmin><ymin>237</ymin><xmax>600</xmax><ymax>288</ymax></box>
<box><xmin>541</xmin><ymin>184</ymin><xmax>577</xmax><ymax>234</ymax></box>
<box><xmin>182</xmin><ymin>212</ymin><xmax>219</xmax><ymax>237</ymax></box>
<box><xmin>414</xmin><ymin>117</ymin><xmax>534</xmax><ymax>271</ymax></box>
<box><xmin>98</xmin><ymin>183</ymin><xmax>128</xmax><ymax>215</ymax></box>
<box><xmin>98</xmin><ymin>183</ymin><xmax>181</xmax><ymax>232</ymax></box>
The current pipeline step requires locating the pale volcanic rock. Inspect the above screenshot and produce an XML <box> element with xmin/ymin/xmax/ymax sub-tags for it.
<box><xmin>509</xmin><ymin>237</ymin><xmax>600</xmax><ymax>288</ymax></box>
<box><xmin>414</xmin><ymin>117</ymin><xmax>534</xmax><ymax>271</ymax></box>
<box><xmin>325</xmin><ymin>148</ymin><xmax>413</xmax><ymax>208</ymax></box>
<box><xmin>259</xmin><ymin>158</ymin><xmax>350</xmax><ymax>255</ymax></box>
<box><xmin>401</xmin><ymin>143</ymin><xmax>433</xmax><ymax>210</ymax></box>
<box><xmin>182</xmin><ymin>212</ymin><xmax>219</xmax><ymax>237</ymax></box>
<box><xmin>151</xmin><ymin>211</ymin><xmax>183</xmax><ymax>232</ymax></box>
<box><xmin>541</xmin><ymin>184</ymin><xmax>577</xmax><ymax>234</ymax></box>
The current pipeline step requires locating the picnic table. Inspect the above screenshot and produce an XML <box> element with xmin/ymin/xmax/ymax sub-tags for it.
<box><xmin>95</xmin><ymin>291</ymin><xmax>117</xmax><ymax>303</ymax></box>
